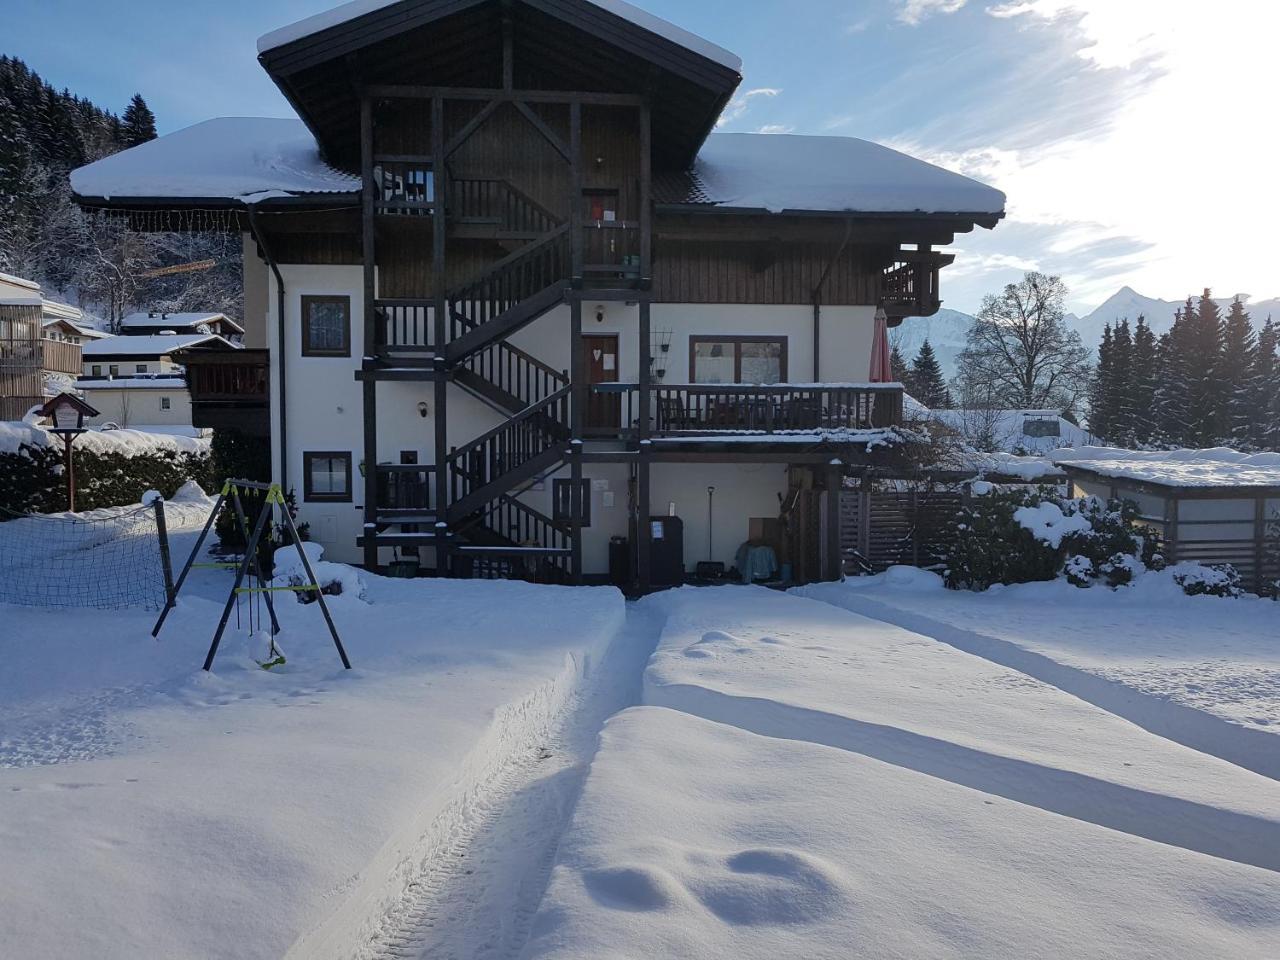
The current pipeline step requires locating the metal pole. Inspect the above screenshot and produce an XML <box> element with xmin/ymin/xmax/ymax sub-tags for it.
<box><xmin>152</xmin><ymin>491</ymin><xmax>225</xmax><ymax>638</ymax></box>
<box><xmin>229</xmin><ymin>487</ymin><xmax>280</xmax><ymax>636</ymax></box>
<box><xmin>153</xmin><ymin>497</ymin><xmax>176</xmax><ymax>611</ymax></box>
<box><xmin>277</xmin><ymin>494</ymin><xmax>352</xmax><ymax>670</ymax></box>
<box><xmin>203</xmin><ymin>494</ymin><xmax>276</xmax><ymax>671</ymax></box>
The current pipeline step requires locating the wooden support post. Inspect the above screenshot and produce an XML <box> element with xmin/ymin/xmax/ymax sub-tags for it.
<box><xmin>501</xmin><ymin>5</ymin><xmax>514</xmax><ymax>91</ymax></box>
<box><xmin>153</xmin><ymin>496</ymin><xmax>176</xmax><ymax>611</ymax></box>
<box><xmin>570</xmin><ymin>297</ymin><xmax>585</xmax><ymax>439</ymax></box>
<box><xmin>62</xmin><ymin>433</ymin><xmax>76</xmax><ymax>512</ymax></box>
<box><xmin>638</xmin><ymin>101</ymin><xmax>652</xmax><ymax>286</ymax></box>
<box><xmin>432</xmin><ymin>94</ymin><xmax>451</xmax><ymax>574</ymax></box>
<box><xmin>826</xmin><ymin>461</ymin><xmax>843</xmax><ymax>581</ymax></box>
<box><xmin>362</xmin><ymin>378</ymin><xmax>380</xmax><ymax>571</ymax></box>
<box><xmin>636</xmin><ymin>453</ymin><xmax>651</xmax><ymax>592</ymax></box>
<box><xmin>569</xmin><ymin>101</ymin><xmax>582</xmax><ymax>282</ymax></box>
<box><xmin>571</xmin><ymin>446</ymin><xmax>584</xmax><ymax>584</ymax></box>
<box><xmin>638</xmin><ymin>298</ymin><xmax>651</xmax><ymax>441</ymax></box>
<box><xmin>360</xmin><ymin>95</ymin><xmax>376</xmax><ymax>359</ymax></box>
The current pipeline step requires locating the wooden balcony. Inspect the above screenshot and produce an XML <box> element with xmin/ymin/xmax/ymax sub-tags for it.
<box><xmin>40</xmin><ymin>338</ymin><xmax>83</xmax><ymax>376</ymax></box>
<box><xmin>879</xmin><ymin>252</ymin><xmax>952</xmax><ymax>319</ymax></box>
<box><xmin>183</xmin><ymin>349</ymin><xmax>269</xmax><ymax>435</ymax></box>
<box><xmin>586</xmin><ymin>383</ymin><xmax>904</xmax><ymax>440</ymax></box>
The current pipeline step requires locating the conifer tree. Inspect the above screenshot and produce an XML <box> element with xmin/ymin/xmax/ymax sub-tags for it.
<box><xmin>909</xmin><ymin>339</ymin><xmax>951</xmax><ymax>409</ymax></box>
<box><xmin>1252</xmin><ymin>317</ymin><xmax>1279</xmax><ymax>451</ymax></box>
<box><xmin>1154</xmin><ymin>301</ymin><xmax>1197</xmax><ymax>445</ymax></box>
<box><xmin>1131</xmin><ymin>316</ymin><xmax>1159</xmax><ymax>446</ymax></box>
<box><xmin>1220</xmin><ymin>297</ymin><xmax>1257</xmax><ymax>446</ymax></box>
<box><xmin>1108</xmin><ymin>319</ymin><xmax>1135</xmax><ymax>445</ymax></box>
<box><xmin>1089</xmin><ymin>324</ymin><xmax>1114</xmax><ymax>441</ymax></box>
<box><xmin>890</xmin><ymin>343</ymin><xmax>909</xmax><ymax>389</ymax></box>
<box><xmin>121</xmin><ymin>94</ymin><xmax>156</xmax><ymax>147</ymax></box>
<box><xmin>1188</xmin><ymin>289</ymin><xmax>1225</xmax><ymax>444</ymax></box>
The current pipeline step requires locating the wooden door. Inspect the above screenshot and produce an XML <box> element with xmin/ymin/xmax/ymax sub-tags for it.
<box><xmin>583</xmin><ymin>334</ymin><xmax>620</xmax><ymax>432</ymax></box>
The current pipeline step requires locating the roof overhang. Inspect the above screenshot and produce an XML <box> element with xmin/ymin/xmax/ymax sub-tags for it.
<box><xmin>257</xmin><ymin>0</ymin><xmax>741</xmax><ymax>170</ymax></box>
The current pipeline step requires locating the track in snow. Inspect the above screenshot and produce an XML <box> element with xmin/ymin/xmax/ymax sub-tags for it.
<box><xmin>360</xmin><ymin>606</ymin><xmax>659</xmax><ymax>960</ymax></box>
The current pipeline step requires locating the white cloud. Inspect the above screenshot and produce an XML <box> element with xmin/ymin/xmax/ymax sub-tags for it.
<box><xmin>898</xmin><ymin>0</ymin><xmax>968</xmax><ymax>26</ymax></box>
<box><xmin>755</xmin><ymin>124</ymin><xmax>796</xmax><ymax>135</ymax></box>
<box><xmin>716</xmin><ymin>87</ymin><xmax>782</xmax><ymax>127</ymax></box>
<box><xmin>909</xmin><ymin>1</ymin><xmax>1280</xmax><ymax>308</ymax></box>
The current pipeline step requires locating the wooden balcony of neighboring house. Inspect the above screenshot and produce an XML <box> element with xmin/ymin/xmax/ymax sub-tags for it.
<box><xmin>40</xmin><ymin>337</ymin><xmax>83</xmax><ymax>377</ymax></box>
<box><xmin>585</xmin><ymin>382</ymin><xmax>905</xmax><ymax>445</ymax></box>
<box><xmin>878</xmin><ymin>250</ymin><xmax>954</xmax><ymax>319</ymax></box>
<box><xmin>182</xmin><ymin>348</ymin><xmax>270</xmax><ymax>435</ymax></box>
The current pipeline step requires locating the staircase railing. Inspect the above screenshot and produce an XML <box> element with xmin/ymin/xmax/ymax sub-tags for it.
<box><xmin>450</xmin><ymin>178</ymin><xmax>562</xmax><ymax>235</ymax></box>
<box><xmin>457</xmin><ymin>340</ymin><xmax>568</xmax><ymax>412</ymax></box>
<box><xmin>447</xmin><ymin>385</ymin><xmax>571</xmax><ymax>511</ymax></box>
<box><xmin>448</xmin><ymin>223</ymin><xmax>571</xmax><ymax>340</ymax></box>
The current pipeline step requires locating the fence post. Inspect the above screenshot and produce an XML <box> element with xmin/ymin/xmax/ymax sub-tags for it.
<box><xmin>153</xmin><ymin>496</ymin><xmax>176</xmax><ymax>609</ymax></box>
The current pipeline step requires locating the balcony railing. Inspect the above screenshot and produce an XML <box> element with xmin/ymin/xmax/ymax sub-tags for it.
<box><xmin>879</xmin><ymin>255</ymin><xmax>946</xmax><ymax>318</ymax></box>
<box><xmin>184</xmin><ymin>350</ymin><xmax>268</xmax><ymax>404</ymax></box>
<box><xmin>374</xmin><ymin>464</ymin><xmax>438</xmax><ymax>522</ymax></box>
<box><xmin>40</xmin><ymin>338</ymin><xmax>83</xmax><ymax>376</ymax></box>
<box><xmin>586</xmin><ymin>383</ymin><xmax>904</xmax><ymax>439</ymax></box>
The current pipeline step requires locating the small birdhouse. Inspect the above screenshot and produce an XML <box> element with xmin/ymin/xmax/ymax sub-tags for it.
<box><xmin>39</xmin><ymin>392</ymin><xmax>99</xmax><ymax>433</ymax></box>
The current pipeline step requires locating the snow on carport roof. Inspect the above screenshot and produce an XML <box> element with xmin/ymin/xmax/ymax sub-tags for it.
<box><xmin>1053</xmin><ymin>447</ymin><xmax>1280</xmax><ymax>489</ymax></box>
<box><xmin>255</xmin><ymin>0</ymin><xmax>742</xmax><ymax>72</ymax></box>
<box><xmin>70</xmin><ymin>118</ymin><xmax>359</xmax><ymax>202</ymax></box>
<box><xmin>677</xmin><ymin>133</ymin><xmax>1007</xmax><ymax>216</ymax></box>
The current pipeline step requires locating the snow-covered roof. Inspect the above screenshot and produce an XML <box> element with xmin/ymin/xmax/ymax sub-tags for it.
<box><xmin>74</xmin><ymin>119</ymin><xmax>1005</xmax><ymax>220</ymax></box>
<box><xmin>81</xmin><ymin>333</ymin><xmax>238</xmax><ymax>357</ymax></box>
<box><xmin>121</xmin><ymin>311</ymin><xmax>244</xmax><ymax>333</ymax></box>
<box><xmin>0</xmin><ymin>272</ymin><xmax>43</xmax><ymax>306</ymax></box>
<box><xmin>926</xmin><ymin>409</ymin><xmax>1094</xmax><ymax>456</ymax></box>
<box><xmin>70</xmin><ymin>118</ymin><xmax>360</xmax><ymax>203</ymax></box>
<box><xmin>659</xmin><ymin>133</ymin><xmax>1006</xmax><ymax>216</ymax></box>
<box><xmin>78</xmin><ymin>377</ymin><xmax>188</xmax><ymax>390</ymax></box>
<box><xmin>1053</xmin><ymin>447</ymin><xmax>1280</xmax><ymax>490</ymax></box>
<box><xmin>256</xmin><ymin>0</ymin><xmax>742</xmax><ymax>71</ymax></box>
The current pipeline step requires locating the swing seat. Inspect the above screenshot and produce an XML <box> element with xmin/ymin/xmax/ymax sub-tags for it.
<box><xmin>256</xmin><ymin>653</ymin><xmax>287</xmax><ymax>671</ymax></box>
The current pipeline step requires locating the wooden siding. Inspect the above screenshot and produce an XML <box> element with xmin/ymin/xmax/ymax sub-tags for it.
<box><xmin>0</xmin><ymin>303</ymin><xmax>44</xmax><ymax>420</ymax></box>
<box><xmin>652</xmin><ymin>239</ymin><xmax>880</xmax><ymax>305</ymax></box>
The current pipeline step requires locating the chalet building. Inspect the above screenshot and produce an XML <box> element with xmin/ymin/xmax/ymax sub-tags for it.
<box><xmin>79</xmin><ymin>333</ymin><xmax>240</xmax><ymax>431</ymax></box>
<box><xmin>70</xmin><ymin>0</ymin><xmax>1005</xmax><ymax>588</ymax></box>
<box><xmin>119</xmin><ymin>311</ymin><xmax>246</xmax><ymax>340</ymax></box>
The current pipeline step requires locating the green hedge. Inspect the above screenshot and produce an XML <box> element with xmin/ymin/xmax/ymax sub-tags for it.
<box><xmin>0</xmin><ymin>434</ymin><xmax>215</xmax><ymax>516</ymax></box>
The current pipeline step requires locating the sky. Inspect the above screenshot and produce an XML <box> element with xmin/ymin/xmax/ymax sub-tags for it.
<box><xmin>7</xmin><ymin>0</ymin><xmax>1278</xmax><ymax>315</ymax></box>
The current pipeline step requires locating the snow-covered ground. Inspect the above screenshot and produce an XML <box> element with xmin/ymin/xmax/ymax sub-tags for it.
<box><xmin>797</xmin><ymin>568</ymin><xmax>1280</xmax><ymax>772</ymax></box>
<box><xmin>0</xmin><ymin>508</ymin><xmax>625</xmax><ymax>959</ymax></box>
<box><xmin>524</xmin><ymin>586</ymin><xmax>1280</xmax><ymax>959</ymax></box>
<box><xmin>5</xmin><ymin>518</ymin><xmax>1279</xmax><ymax>958</ymax></box>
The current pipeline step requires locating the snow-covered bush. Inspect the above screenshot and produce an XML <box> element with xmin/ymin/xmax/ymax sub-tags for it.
<box><xmin>944</xmin><ymin>488</ymin><xmax>1061</xmax><ymax>590</ymax></box>
<box><xmin>1171</xmin><ymin>563</ymin><xmax>1243</xmax><ymax>598</ymax></box>
<box><xmin>0</xmin><ymin>423</ymin><xmax>214</xmax><ymax>516</ymax></box>
<box><xmin>944</xmin><ymin>488</ymin><xmax>1159</xmax><ymax>591</ymax></box>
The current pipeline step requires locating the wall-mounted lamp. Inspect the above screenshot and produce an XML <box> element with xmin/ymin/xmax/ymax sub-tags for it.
<box><xmin>417</xmin><ymin>401</ymin><xmax>429</xmax><ymax>418</ymax></box>
<box><xmin>595</xmin><ymin>304</ymin><xmax>606</xmax><ymax>324</ymax></box>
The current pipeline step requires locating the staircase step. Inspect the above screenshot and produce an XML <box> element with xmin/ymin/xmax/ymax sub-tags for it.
<box><xmin>446</xmin><ymin>282</ymin><xmax>569</xmax><ymax>364</ymax></box>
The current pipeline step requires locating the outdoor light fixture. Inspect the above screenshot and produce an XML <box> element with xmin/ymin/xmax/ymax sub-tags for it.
<box><xmin>417</xmin><ymin>401</ymin><xmax>429</xmax><ymax>418</ymax></box>
<box><xmin>595</xmin><ymin>304</ymin><xmax>606</xmax><ymax>323</ymax></box>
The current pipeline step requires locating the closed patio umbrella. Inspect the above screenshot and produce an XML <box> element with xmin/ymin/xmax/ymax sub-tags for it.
<box><xmin>869</xmin><ymin>307</ymin><xmax>893</xmax><ymax>382</ymax></box>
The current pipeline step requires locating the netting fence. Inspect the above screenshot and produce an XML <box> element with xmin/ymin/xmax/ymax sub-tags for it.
<box><xmin>0</xmin><ymin>501</ymin><xmax>174</xmax><ymax>610</ymax></box>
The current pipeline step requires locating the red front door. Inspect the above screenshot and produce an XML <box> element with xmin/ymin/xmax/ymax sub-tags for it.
<box><xmin>583</xmin><ymin>334</ymin><xmax>620</xmax><ymax>431</ymax></box>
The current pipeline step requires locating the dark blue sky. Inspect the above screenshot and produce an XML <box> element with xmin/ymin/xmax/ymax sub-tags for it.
<box><xmin>8</xmin><ymin>1</ymin><xmax>1274</xmax><ymax>313</ymax></box>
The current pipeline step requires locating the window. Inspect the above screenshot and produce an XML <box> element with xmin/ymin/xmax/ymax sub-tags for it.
<box><xmin>160</xmin><ymin>397</ymin><xmax>171</xmax><ymax>411</ymax></box>
<box><xmin>303</xmin><ymin>452</ymin><xmax>353</xmax><ymax>503</ymax></box>
<box><xmin>301</xmin><ymin>295</ymin><xmax>351</xmax><ymax>357</ymax></box>
<box><xmin>690</xmin><ymin>337</ymin><xmax>787</xmax><ymax>384</ymax></box>
<box><xmin>91</xmin><ymin>364</ymin><xmax>101</xmax><ymax>377</ymax></box>
<box><xmin>108</xmin><ymin>364</ymin><xmax>119</xmax><ymax>377</ymax></box>
<box><xmin>1023</xmin><ymin>418</ymin><xmax>1061</xmax><ymax>439</ymax></box>
<box><xmin>136</xmin><ymin>364</ymin><xmax>148</xmax><ymax>374</ymax></box>
<box><xmin>553</xmin><ymin>478</ymin><xmax>591</xmax><ymax>528</ymax></box>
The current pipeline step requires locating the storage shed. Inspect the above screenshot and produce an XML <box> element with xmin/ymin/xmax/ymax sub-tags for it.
<box><xmin>1055</xmin><ymin>448</ymin><xmax>1280</xmax><ymax>595</ymax></box>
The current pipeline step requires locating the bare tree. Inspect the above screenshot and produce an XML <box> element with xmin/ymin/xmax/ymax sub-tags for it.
<box><xmin>955</xmin><ymin>271</ymin><xmax>1091</xmax><ymax>413</ymax></box>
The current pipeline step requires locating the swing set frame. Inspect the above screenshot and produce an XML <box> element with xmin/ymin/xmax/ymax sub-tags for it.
<box><xmin>151</xmin><ymin>479</ymin><xmax>352</xmax><ymax>672</ymax></box>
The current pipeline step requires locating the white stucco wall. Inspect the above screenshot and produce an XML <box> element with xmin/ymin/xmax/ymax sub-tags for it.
<box><xmin>80</xmin><ymin>386</ymin><xmax>193</xmax><ymax>429</ymax></box>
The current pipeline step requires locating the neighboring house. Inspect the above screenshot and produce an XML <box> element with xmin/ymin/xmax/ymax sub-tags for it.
<box><xmin>40</xmin><ymin>301</ymin><xmax>109</xmax><ymax>398</ymax></box>
<box><xmin>78</xmin><ymin>333</ymin><xmax>240</xmax><ymax>431</ymax></box>
<box><xmin>70</xmin><ymin>0</ymin><xmax>1005</xmax><ymax>586</ymax></box>
<box><xmin>119</xmin><ymin>311</ymin><xmax>246</xmax><ymax>340</ymax></box>
<box><xmin>928</xmin><ymin>408</ymin><xmax>1094</xmax><ymax>455</ymax></box>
